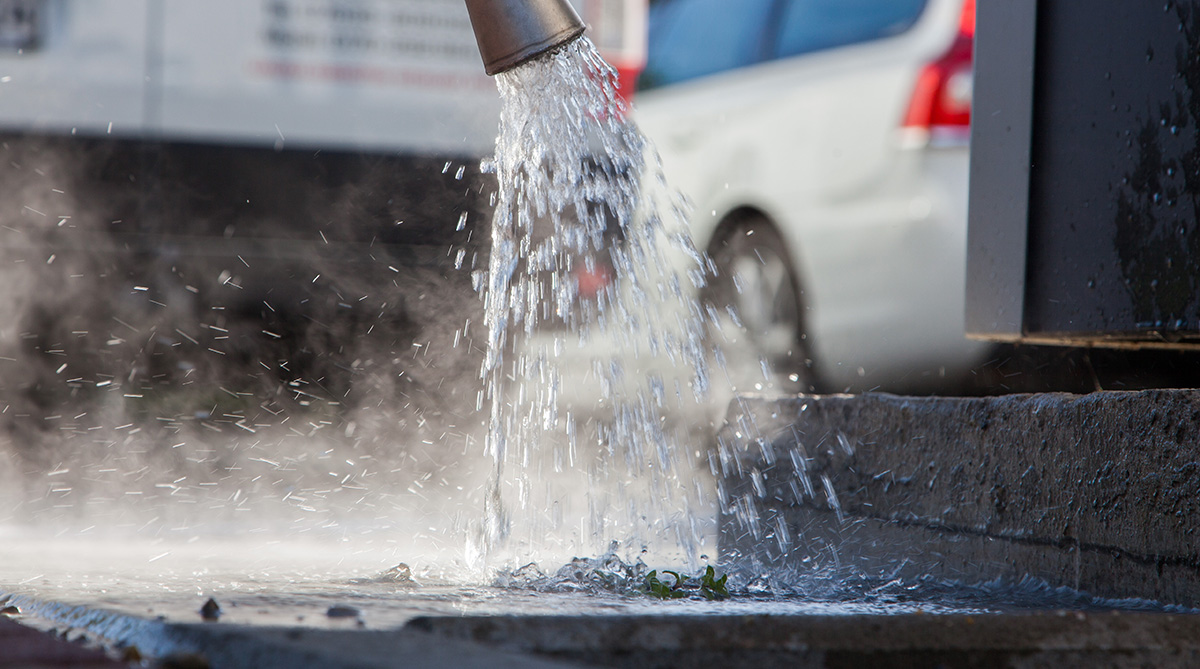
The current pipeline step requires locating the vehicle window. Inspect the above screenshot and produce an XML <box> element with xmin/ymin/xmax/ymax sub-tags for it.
<box><xmin>773</xmin><ymin>0</ymin><xmax>928</xmax><ymax>59</ymax></box>
<box><xmin>637</xmin><ymin>0</ymin><xmax>776</xmax><ymax>91</ymax></box>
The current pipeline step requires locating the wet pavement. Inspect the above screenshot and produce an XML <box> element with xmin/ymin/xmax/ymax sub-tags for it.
<box><xmin>3</xmin><ymin>531</ymin><xmax>1200</xmax><ymax>667</ymax></box>
<box><xmin>5</xmin><ymin>587</ymin><xmax>1200</xmax><ymax>668</ymax></box>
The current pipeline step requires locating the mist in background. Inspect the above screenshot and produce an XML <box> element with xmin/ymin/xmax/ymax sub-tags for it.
<box><xmin>0</xmin><ymin>135</ymin><xmax>497</xmax><ymax>564</ymax></box>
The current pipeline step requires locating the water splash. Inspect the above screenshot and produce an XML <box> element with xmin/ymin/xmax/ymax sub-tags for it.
<box><xmin>474</xmin><ymin>38</ymin><xmax>716</xmax><ymax>568</ymax></box>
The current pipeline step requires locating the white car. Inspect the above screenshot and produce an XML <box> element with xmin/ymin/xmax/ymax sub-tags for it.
<box><xmin>633</xmin><ymin>0</ymin><xmax>988</xmax><ymax>394</ymax></box>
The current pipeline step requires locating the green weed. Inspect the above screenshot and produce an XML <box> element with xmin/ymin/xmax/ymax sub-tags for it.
<box><xmin>640</xmin><ymin>566</ymin><xmax>729</xmax><ymax>601</ymax></box>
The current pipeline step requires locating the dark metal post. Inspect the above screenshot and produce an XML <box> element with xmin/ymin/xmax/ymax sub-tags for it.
<box><xmin>967</xmin><ymin>0</ymin><xmax>1200</xmax><ymax>348</ymax></box>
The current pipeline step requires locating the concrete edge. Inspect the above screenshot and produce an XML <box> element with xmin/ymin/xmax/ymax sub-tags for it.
<box><xmin>408</xmin><ymin>611</ymin><xmax>1200</xmax><ymax>668</ymax></box>
<box><xmin>716</xmin><ymin>389</ymin><xmax>1200</xmax><ymax>607</ymax></box>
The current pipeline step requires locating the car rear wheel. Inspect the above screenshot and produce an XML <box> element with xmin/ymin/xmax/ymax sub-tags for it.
<box><xmin>705</xmin><ymin>216</ymin><xmax>813</xmax><ymax>394</ymax></box>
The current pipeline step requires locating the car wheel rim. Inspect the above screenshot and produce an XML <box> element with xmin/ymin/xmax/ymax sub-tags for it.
<box><xmin>708</xmin><ymin>222</ymin><xmax>808</xmax><ymax>393</ymax></box>
<box><xmin>727</xmin><ymin>249</ymin><xmax>799</xmax><ymax>362</ymax></box>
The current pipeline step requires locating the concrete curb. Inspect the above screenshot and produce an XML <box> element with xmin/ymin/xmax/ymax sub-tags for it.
<box><xmin>410</xmin><ymin>612</ymin><xmax>1200</xmax><ymax>668</ymax></box>
<box><xmin>717</xmin><ymin>389</ymin><xmax>1200</xmax><ymax>607</ymax></box>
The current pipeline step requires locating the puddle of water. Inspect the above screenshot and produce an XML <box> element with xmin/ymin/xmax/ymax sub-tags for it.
<box><xmin>4</xmin><ymin>531</ymin><xmax>1182</xmax><ymax>645</ymax></box>
<box><xmin>0</xmin><ymin>532</ymin><xmax>994</xmax><ymax>635</ymax></box>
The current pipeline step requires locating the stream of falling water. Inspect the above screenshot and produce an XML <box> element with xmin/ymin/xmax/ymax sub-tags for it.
<box><xmin>472</xmin><ymin>37</ymin><xmax>717</xmax><ymax>569</ymax></box>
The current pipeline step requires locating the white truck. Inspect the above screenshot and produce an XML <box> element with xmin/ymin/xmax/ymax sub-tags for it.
<box><xmin>0</xmin><ymin>0</ymin><xmax>644</xmax><ymax>152</ymax></box>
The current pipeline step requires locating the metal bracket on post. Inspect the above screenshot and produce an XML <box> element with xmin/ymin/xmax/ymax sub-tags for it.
<box><xmin>965</xmin><ymin>0</ymin><xmax>1038</xmax><ymax>339</ymax></box>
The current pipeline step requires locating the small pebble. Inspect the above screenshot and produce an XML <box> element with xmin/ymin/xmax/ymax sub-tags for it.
<box><xmin>199</xmin><ymin>598</ymin><xmax>221</xmax><ymax>622</ymax></box>
<box><xmin>326</xmin><ymin>605</ymin><xmax>360</xmax><ymax>619</ymax></box>
<box><xmin>381</xmin><ymin>563</ymin><xmax>415</xmax><ymax>584</ymax></box>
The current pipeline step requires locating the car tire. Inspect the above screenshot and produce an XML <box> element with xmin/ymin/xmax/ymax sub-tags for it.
<box><xmin>704</xmin><ymin>215</ymin><xmax>814</xmax><ymax>395</ymax></box>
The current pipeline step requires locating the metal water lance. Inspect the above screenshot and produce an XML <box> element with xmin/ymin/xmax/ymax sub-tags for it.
<box><xmin>464</xmin><ymin>0</ymin><xmax>586</xmax><ymax>75</ymax></box>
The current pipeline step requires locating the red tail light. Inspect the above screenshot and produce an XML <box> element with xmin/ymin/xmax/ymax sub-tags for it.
<box><xmin>574</xmin><ymin>263</ymin><xmax>613</xmax><ymax>299</ymax></box>
<box><xmin>614</xmin><ymin>65</ymin><xmax>643</xmax><ymax>106</ymax></box>
<box><xmin>902</xmin><ymin>0</ymin><xmax>975</xmax><ymax>139</ymax></box>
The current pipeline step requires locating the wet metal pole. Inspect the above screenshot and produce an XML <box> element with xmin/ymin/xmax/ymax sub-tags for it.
<box><xmin>464</xmin><ymin>0</ymin><xmax>586</xmax><ymax>75</ymax></box>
